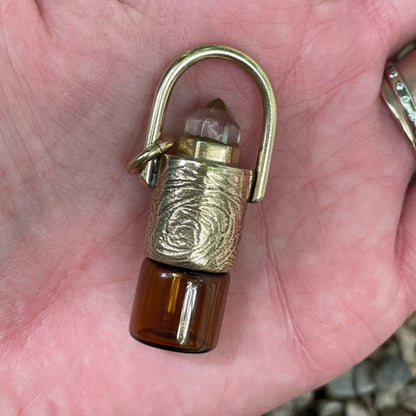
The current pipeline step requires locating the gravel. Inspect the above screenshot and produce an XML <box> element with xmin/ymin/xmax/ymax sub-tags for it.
<box><xmin>263</xmin><ymin>312</ymin><xmax>416</xmax><ymax>416</ymax></box>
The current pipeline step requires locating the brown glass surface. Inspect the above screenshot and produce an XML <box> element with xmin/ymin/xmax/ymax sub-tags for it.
<box><xmin>129</xmin><ymin>258</ymin><xmax>230</xmax><ymax>353</ymax></box>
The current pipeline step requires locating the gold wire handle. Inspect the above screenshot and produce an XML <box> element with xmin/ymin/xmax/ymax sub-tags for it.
<box><xmin>138</xmin><ymin>45</ymin><xmax>277</xmax><ymax>203</ymax></box>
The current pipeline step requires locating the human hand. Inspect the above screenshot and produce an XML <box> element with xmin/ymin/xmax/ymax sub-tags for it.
<box><xmin>2</xmin><ymin>1</ymin><xmax>416</xmax><ymax>415</ymax></box>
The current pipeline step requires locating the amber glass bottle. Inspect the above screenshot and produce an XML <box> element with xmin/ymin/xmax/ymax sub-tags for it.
<box><xmin>129</xmin><ymin>258</ymin><xmax>230</xmax><ymax>353</ymax></box>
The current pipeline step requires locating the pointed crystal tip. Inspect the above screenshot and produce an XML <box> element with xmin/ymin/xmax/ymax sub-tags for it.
<box><xmin>184</xmin><ymin>99</ymin><xmax>241</xmax><ymax>145</ymax></box>
<box><xmin>208</xmin><ymin>98</ymin><xmax>227</xmax><ymax>111</ymax></box>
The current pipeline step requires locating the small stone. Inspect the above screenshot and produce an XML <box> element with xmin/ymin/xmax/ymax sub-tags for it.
<box><xmin>370</xmin><ymin>337</ymin><xmax>400</xmax><ymax>362</ymax></box>
<box><xmin>380</xmin><ymin>409</ymin><xmax>413</xmax><ymax>416</ymax></box>
<box><xmin>293</xmin><ymin>391</ymin><xmax>314</xmax><ymax>411</ymax></box>
<box><xmin>410</xmin><ymin>363</ymin><xmax>416</xmax><ymax>378</ymax></box>
<box><xmin>345</xmin><ymin>400</ymin><xmax>371</xmax><ymax>416</ymax></box>
<box><xmin>395</xmin><ymin>326</ymin><xmax>416</xmax><ymax>364</ymax></box>
<box><xmin>389</xmin><ymin>71</ymin><xmax>398</xmax><ymax>79</ymax></box>
<box><xmin>398</xmin><ymin>383</ymin><xmax>416</xmax><ymax>412</ymax></box>
<box><xmin>374</xmin><ymin>390</ymin><xmax>397</xmax><ymax>410</ymax></box>
<box><xmin>354</xmin><ymin>360</ymin><xmax>376</xmax><ymax>396</ymax></box>
<box><xmin>317</xmin><ymin>400</ymin><xmax>344</xmax><ymax>416</ymax></box>
<box><xmin>404</xmin><ymin>311</ymin><xmax>416</xmax><ymax>329</ymax></box>
<box><xmin>376</xmin><ymin>357</ymin><xmax>412</xmax><ymax>392</ymax></box>
<box><xmin>326</xmin><ymin>361</ymin><xmax>376</xmax><ymax>400</ymax></box>
<box><xmin>263</xmin><ymin>401</ymin><xmax>294</xmax><ymax>416</ymax></box>
<box><xmin>326</xmin><ymin>368</ymin><xmax>355</xmax><ymax>399</ymax></box>
<box><xmin>401</xmin><ymin>96</ymin><xmax>411</xmax><ymax>104</ymax></box>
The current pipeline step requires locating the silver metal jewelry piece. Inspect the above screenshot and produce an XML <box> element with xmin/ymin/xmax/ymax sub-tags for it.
<box><xmin>381</xmin><ymin>48</ymin><xmax>416</xmax><ymax>152</ymax></box>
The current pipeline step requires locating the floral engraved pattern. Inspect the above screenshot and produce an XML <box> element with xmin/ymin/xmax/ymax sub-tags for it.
<box><xmin>145</xmin><ymin>155</ymin><xmax>252</xmax><ymax>273</ymax></box>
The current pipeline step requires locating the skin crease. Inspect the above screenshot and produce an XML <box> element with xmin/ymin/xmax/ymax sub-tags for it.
<box><xmin>2</xmin><ymin>0</ymin><xmax>416</xmax><ymax>414</ymax></box>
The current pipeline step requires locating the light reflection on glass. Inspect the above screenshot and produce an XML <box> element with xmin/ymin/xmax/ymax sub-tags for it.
<box><xmin>176</xmin><ymin>281</ymin><xmax>198</xmax><ymax>345</ymax></box>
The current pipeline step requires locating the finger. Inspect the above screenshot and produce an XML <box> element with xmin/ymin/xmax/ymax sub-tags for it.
<box><xmin>363</xmin><ymin>0</ymin><xmax>416</xmax><ymax>56</ymax></box>
<box><xmin>376</xmin><ymin>0</ymin><xmax>416</xmax><ymax>295</ymax></box>
<box><xmin>1</xmin><ymin>1</ymin><xmax>43</xmax><ymax>29</ymax></box>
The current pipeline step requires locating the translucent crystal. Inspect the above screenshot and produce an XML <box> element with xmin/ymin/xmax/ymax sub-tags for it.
<box><xmin>184</xmin><ymin>99</ymin><xmax>241</xmax><ymax>145</ymax></box>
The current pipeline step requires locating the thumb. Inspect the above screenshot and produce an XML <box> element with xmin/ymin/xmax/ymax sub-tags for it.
<box><xmin>375</xmin><ymin>0</ymin><xmax>416</xmax><ymax>56</ymax></box>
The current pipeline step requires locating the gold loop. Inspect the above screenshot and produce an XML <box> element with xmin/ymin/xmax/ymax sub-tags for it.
<box><xmin>139</xmin><ymin>45</ymin><xmax>277</xmax><ymax>203</ymax></box>
<box><xmin>127</xmin><ymin>139</ymin><xmax>175</xmax><ymax>175</ymax></box>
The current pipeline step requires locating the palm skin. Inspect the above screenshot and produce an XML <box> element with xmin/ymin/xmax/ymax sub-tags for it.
<box><xmin>2</xmin><ymin>0</ymin><xmax>416</xmax><ymax>414</ymax></box>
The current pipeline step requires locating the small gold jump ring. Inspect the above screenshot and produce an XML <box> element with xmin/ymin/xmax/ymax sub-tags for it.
<box><xmin>127</xmin><ymin>139</ymin><xmax>175</xmax><ymax>175</ymax></box>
